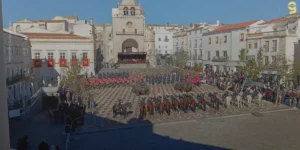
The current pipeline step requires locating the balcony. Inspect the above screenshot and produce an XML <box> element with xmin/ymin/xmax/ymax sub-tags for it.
<box><xmin>6</xmin><ymin>74</ymin><xmax>25</xmax><ymax>86</ymax></box>
<box><xmin>247</xmin><ymin>33</ymin><xmax>263</xmax><ymax>38</ymax></box>
<box><xmin>212</xmin><ymin>56</ymin><xmax>230</xmax><ymax>62</ymax></box>
<box><xmin>116</xmin><ymin>31</ymin><xmax>144</xmax><ymax>36</ymax></box>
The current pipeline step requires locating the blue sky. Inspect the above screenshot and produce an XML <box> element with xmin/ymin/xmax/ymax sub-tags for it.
<box><xmin>2</xmin><ymin>0</ymin><xmax>299</xmax><ymax>27</ymax></box>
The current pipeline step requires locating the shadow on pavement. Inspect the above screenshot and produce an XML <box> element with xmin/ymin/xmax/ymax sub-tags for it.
<box><xmin>68</xmin><ymin>115</ymin><xmax>231</xmax><ymax>150</ymax></box>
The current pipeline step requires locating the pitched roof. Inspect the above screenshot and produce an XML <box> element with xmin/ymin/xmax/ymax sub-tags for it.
<box><xmin>211</xmin><ymin>20</ymin><xmax>259</xmax><ymax>32</ymax></box>
<box><xmin>259</xmin><ymin>17</ymin><xmax>287</xmax><ymax>25</ymax></box>
<box><xmin>22</xmin><ymin>33</ymin><xmax>90</xmax><ymax>40</ymax></box>
<box><xmin>39</xmin><ymin>20</ymin><xmax>67</xmax><ymax>23</ymax></box>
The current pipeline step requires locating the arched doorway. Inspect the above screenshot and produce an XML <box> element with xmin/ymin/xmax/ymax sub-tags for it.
<box><xmin>122</xmin><ymin>39</ymin><xmax>138</xmax><ymax>53</ymax></box>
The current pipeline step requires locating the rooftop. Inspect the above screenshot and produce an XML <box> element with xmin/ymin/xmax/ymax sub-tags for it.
<box><xmin>23</xmin><ymin>33</ymin><xmax>90</xmax><ymax>40</ymax></box>
<box><xmin>211</xmin><ymin>20</ymin><xmax>259</xmax><ymax>32</ymax></box>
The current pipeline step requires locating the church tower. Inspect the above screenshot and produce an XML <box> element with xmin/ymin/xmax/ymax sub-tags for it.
<box><xmin>111</xmin><ymin>0</ymin><xmax>156</xmax><ymax>67</ymax></box>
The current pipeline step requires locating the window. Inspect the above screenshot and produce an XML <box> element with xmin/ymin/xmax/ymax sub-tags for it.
<box><xmin>248</xmin><ymin>43</ymin><xmax>252</xmax><ymax>49</ymax></box>
<box><xmin>134</xmin><ymin>29</ymin><xmax>137</xmax><ymax>34</ymax></box>
<box><xmin>124</xmin><ymin>7</ymin><xmax>129</xmax><ymax>15</ymax></box>
<box><xmin>83</xmin><ymin>53</ymin><xmax>88</xmax><ymax>58</ymax></box>
<box><xmin>35</xmin><ymin>53</ymin><xmax>40</xmax><ymax>59</ymax></box>
<box><xmin>165</xmin><ymin>46</ymin><xmax>167</xmax><ymax>48</ymax></box>
<box><xmin>209</xmin><ymin>38</ymin><xmax>211</xmax><ymax>44</ymax></box>
<box><xmin>208</xmin><ymin>51</ymin><xmax>211</xmax><ymax>60</ymax></box>
<box><xmin>265</xmin><ymin>41</ymin><xmax>269</xmax><ymax>52</ymax></box>
<box><xmin>240</xmin><ymin>33</ymin><xmax>244</xmax><ymax>41</ymax></box>
<box><xmin>159</xmin><ymin>46</ymin><xmax>161</xmax><ymax>48</ymax></box>
<box><xmin>200</xmin><ymin>49</ymin><xmax>202</xmax><ymax>56</ymax></box>
<box><xmin>60</xmin><ymin>52</ymin><xmax>65</xmax><ymax>59</ymax></box>
<box><xmin>123</xmin><ymin>28</ymin><xmax>125</xmax><ymax>33</ymax></box>
<box><xmin>224</xmin><ymin>36</ymin><xmax>227</xmax><ymax>43</ymax></box>
<box><xmin>264</xmin><ymin>56</ymin><xmax>269</xmax><ymax>65</ymax></box>
<box><xmin>130</xmin><ymin>7</ymin><xmax>135</xmax><ymax>16</ymax></box>
<box><xmin>194</xmin><ymin>40</ymin><xmax>197</xmax><ymax>48</ymax></box>
<box><xmin>158</xmin><ymin>37</ymin><xmax>161</xmax><ymax>41</ymax></box>
<box><xmin>272</xmin><ymin>56</ymin><xmax>276</xmax><ymax>63</ymax></box>
<box><xmin>223</xmin><ymin>51</ymin><xmax>227</xmax><ymax>57</ymax></box>
<box><xmin>254</xmin><ymin>42</ymin><xmax>258</xmax><ymax>49</ymax></box>
<box><xmin>200</xmin><ymin>39</ymin><xmax>202</xmax><ymax>47</ymax></box>
<box><xmin>216</xmin><ymin>51</ymin><xmax>219</xmax><ymax>57</ymax></box>
<box><xmin>189</xmin><ymin>40</ymin><xmax>191</xmax><ymax>48</ymax></box>
<box><xmin>216</xmin><ymin>37</ymin><xmax>219</xmax><ymax>44</ymax></box>
<box><xmin>47</xmin><ymin>52</ymin><xmax>53</xmax><ymax>59</ymax></box>
<box><xmin>71</xmin><ymin>52</ymin><xmax>77</xmax><ymax>59</ymax></box>
<box><xmin>272</xmin><ymin>40</ymin><xmax>277</xmax><ymax>52</ymax></box>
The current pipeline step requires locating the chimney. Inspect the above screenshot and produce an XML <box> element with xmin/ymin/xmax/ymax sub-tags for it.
<box><xmin>89</xmin><ymin>17</ymin><xmax>93</xmax><ymax>25</ymax></box>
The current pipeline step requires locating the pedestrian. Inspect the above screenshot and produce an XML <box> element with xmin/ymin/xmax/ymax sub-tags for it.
<box><xmin>46</xmin><ymin>110</ymin><xmax>53</xmax><ymax>126</ymax></box>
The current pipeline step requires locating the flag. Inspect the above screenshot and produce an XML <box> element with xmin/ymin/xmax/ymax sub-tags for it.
<box><xmin>152</xmin><ymin>90</ymin><xmax>155</xmax><ymax>96</ymax></box>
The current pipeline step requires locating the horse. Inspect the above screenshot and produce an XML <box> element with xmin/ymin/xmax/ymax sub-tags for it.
<box><xmin>171</xmin><ymin>95</ymin><xmax>180</xmax><ymax>113</ymax></box>
<box><xmin>208</xmin><ymin>92</ymin><xmax>220</xmax><ymax>110</ymax></box>
<box><xmin>197</xmin><ymin>93</ymin><xmax>206</xmax><ymax>111</ymax></box>
<box><xmin>154</xmin><ymin>97</ymin><xmax>164</xmax><ymax>116</ymax></box>
<box><xmin>233</xmin><ymin>92</ymin><xmax>242</xmax><ymax>108</ymax></box>
<box><xmin>242</xmin><ymin>91</ymin><xmax>253</xmax><ymax>107</ymax></box>
<box><xmin>187</xmin><ymin>95</ymin><xmax>197</xmax><ymax>112</ymax></box>
<box><xmin>147</xmin><ymin>98</ymin><xmax>154</xmax><ymax>117</ymax></box>
<box><xmin>163</xmin><ymin>96</ymin><xmax>171</xmax><ymax>116</ymax></box>
<box><xmin>112</xmin><ymin>102</ymin><xmax>132</xmax><ymax>118</ymax></box>
<box><xmin>139</xmin><ymin>98</ymin><xmax>147</xmax><ymax>118</ymax></box>
<box><xmin>221</xmin><ymin>91</ymin><xmax>232</xmax><ymax>108</ymax></box>
<box><xmin>179</xmin><ymin>95</ymin><xmax>188</xmax><ymax>113</ymax></box>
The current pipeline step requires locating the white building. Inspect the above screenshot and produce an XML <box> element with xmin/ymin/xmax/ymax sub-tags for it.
<box><xmin>10</xmin><ymin>16</ymin><xmax>101</xmax><ymax>73</ymax></box>
<box><xmin>147</xmin><ymin>24</ymin><xmax>182</xmax><ymax>55</ymax></box>
<box><xmin>3</xmin><ymin>29</ymin><xmax>33</xmax><ymax>109</ymax></box>
<box><xmin>201</xmin><ymin>20</ymin><xmax>263</xmax><ymax>72</ymax></box>
<box><xmin>173</xmin><ymin>29</ymin><xmax>189</xmax><ymax>55</ymax></box>
<box><xmin>247</xmin><ymin>14</ymin><xmax>300</xmax><ymax>75</ymax></box>
<box><xmin>22</xmin><ymin>32</ymin><xmax>95</xmax><ymax>86</ymax></box>
<box><xmin>186</xmin><ymin>21</ymin><xmax>221</xmax><ymax>67</ymax></box>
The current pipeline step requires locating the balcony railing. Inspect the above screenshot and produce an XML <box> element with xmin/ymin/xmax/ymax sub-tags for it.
<box><xmin>116</xmin><ymin>31</ymin><xmax>144</xmax><ymax>36</ymax></box>
<box><xmin>264</xmin><ymin>30</ymin><xmax>287</xmax><ymax>37</ymax></box>
<box><xmin>6</xmin><ymin>74</ymin><xmax>25</xmax><ymax>86</ymax></box>
<box><xmin>212</xmin><ymin>56</ymin><xmax>230</xmax><ymax>62</ymax></box>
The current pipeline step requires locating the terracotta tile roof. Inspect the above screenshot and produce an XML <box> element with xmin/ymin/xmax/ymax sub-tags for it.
<box><xmin>39</xmin><ymin>20</ymin><xmax>67</xmax><ymax>23</ymax></box>
<box><xmin>259</xmin><ymin>17</ymin><xmax>287</xmax><ymax>25</ymax></box>
<box><xmin>22</xmin><ymin>33</ymin><xmax>90</xmax><ymax>40</ymax></box>
<box><xmin>211</xmin><ymin>20</ymin><xmax>259</xmax><ymax>32</ymax></box>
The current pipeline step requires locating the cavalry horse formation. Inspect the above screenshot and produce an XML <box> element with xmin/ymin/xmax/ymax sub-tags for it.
<box><xmin>86</xmin><ymin>68</ymin><xmax>288</xmax><ymax>120</ymax></box>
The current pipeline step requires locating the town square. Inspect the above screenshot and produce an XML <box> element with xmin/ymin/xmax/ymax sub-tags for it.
<box><xmin>1</xmin><ymin>0</ymin><xmax>300</xmax><ymax>150</ymax></box>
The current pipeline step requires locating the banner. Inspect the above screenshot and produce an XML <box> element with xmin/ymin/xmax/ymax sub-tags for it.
<box><xmin>33</xmin><ymin>59</ymin><xmax>42</xmax><ymax>68</ymax></box>
<box><xmin>71</xmin><ymin>59</ymin><xmax>78</xmax><ymax>66</ymax></box>
<box><xmin>82</xmin><ymin>58</ymin><xmax>89</xmax><ymax>66</ymax></box>
<box><xmin>47</xmin><ymin>59</ymin><xmax>55</xmax><ymax>67</ymax></box>
<box><xmin>60</xmin><ymin>59</ymin><xmax>67</xmax><ymax>67</ymax></box>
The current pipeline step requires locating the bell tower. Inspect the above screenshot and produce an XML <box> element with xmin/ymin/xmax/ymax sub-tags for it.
<box><xmin>121</xmin><ymin>0</ymin><xmax>136</xmax><ymax>5</ymax></box>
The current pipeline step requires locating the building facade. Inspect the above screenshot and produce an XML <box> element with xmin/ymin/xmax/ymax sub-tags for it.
<box><xmin>3</xmin><ymin>29</ymin><xmax>34</xmax><ymax>109</ymax></box>
<box><xmin>10</xmin><ymin>16</ymin><xmax>100</xmax><ymax>74</ymax></box>
<box><xmin>201</xmin><ymin>20</ymin><xmax>263</xmax><ymax>72</ymax></box>
<box><xmin>104</xmin><ymin>0</ymin><xmax>156</xmax><ymax>67</ymax></box>
<box><xmin>186</xmin><ymin>21</ymin><xmax>221</xmax><ymax>67</ymax></box>
<box><xmin>22</xmin><ymin>32</ymin><xmax>95</xmax><ymax>86</ymax></box>
<box><xmin>247</xmin><ymin>14</ymin><xmax>300</xmax><ymax>75</ymax></box>
<box><xmin>147</xmin><ymin>24</ymin><xmax>182</xmax><ymax>55</ymax></box>
<box><xmin>173</xmin><ymin>29</ymin><xmax>188</xmax><ymax>55</ymax></box>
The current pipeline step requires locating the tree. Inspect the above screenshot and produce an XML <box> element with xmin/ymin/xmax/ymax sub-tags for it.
<box><xmin>173</xmin><ymin>51</ymin><xmax>189</xmax><ymax>69</ymax></box>
<box><xmin>237</xmin><ymin>48</ymin><xmax>248</xmax><ymax>75</ymax></box>
<box><xmin>194</xmin><ymin>63</ymin><xmax>202</xmax><ymax>72</ymax></box>
<box><xmin>60</xmin><ymin>61</ymin><xmax>91</xmax><ymax>106</ymax></box>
